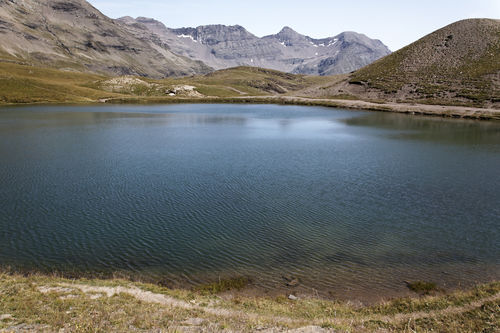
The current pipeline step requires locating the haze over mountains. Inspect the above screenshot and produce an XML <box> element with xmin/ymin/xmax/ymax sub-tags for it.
<box><xmin>118</xmin><ymin>16</ymin><xmax>391</xmax><ymax>76</ymax></box>
<box><xmin>0</xmin><ymin>0</ymin><xmax>390</xmax><ymax>78</ymax></box>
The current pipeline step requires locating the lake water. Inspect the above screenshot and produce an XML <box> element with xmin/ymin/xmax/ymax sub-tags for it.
<box><xmin>0</xmin><ymin>104</ymin><xmax>499</xmax><ymax>300</ymax></box>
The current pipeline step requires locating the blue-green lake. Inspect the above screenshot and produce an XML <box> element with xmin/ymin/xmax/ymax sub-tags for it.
<box><xmin>0</xmin><ymin>104</ymin><xmax>499</xmax><ymax>299</ymax></box>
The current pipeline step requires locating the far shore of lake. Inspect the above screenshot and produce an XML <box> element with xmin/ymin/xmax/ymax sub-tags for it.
<box><xmin>1</xmin><ymin>96</ymin><xmax>499</xmax><ymax>121</ymax></box>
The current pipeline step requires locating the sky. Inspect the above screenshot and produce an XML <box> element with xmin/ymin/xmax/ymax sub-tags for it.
<box><xmin>87</xmin><ymin>0</ymin><xmax>500</xmax><ymax>51</ymax></box>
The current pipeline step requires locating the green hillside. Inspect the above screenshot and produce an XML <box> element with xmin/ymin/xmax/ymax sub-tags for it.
<box><xmin>0</xmin><ymin>63</ymin><xmax>329</xmax><ymax>105</ymax></box>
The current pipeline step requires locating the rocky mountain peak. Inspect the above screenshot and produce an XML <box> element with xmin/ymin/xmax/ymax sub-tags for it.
<box><xmin>117</xmin><ymin>16</ymin><xmax>136</xmax><ymax>24</ymax></box>
<box><xmin>278</xmin><ymin>26</ymin><xmax>298</xmax><ymax>35</ymax></box>
<box><xmin>117</xmin><ymin>16</ymin><xmax>392</xmax><ymax>75</ymax></box>
<box><xmin>135</xmin><ymin>16</ymin><xmax>168</xmax><ymax>29</ymax></box>
<box><xmin>274</xmin><ymin>26</ymin><xmax>307</xmax><ymax>44</ymax></box>
<box><xmin>2</xmin><ymin>1</ymin><xmax>391</xmax><ymax>78</ymax></box>
<box><xmin>170</xmin><ymin>24</ymin><xmax>256</xmax><ymax>47</ymax></box>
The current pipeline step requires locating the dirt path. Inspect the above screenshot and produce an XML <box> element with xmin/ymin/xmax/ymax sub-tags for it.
<box><xmin>52</xmin><ymin>283</ymin><xmax>309</xmax><ymax>327</ymax></box>
<box><xmin>372</xmin><ymin>292</ymin><xmax>500</xmax><ymax>325</ymax></box>
<box><xmin>224</xmin><ymin>86</ymin><xmax>248</xmax><ymax>95</ymax></box>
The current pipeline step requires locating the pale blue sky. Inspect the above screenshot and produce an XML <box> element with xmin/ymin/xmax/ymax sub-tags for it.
<box><xmin>87</xmin><ymin>0</ymin><xmax>500</xmax><ymax>50</ymax></box>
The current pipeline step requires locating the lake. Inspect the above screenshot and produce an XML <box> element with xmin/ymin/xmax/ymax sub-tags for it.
<box><xmin>0</xmin><ymin>104</ymin><xmax>499</xmax><ymax>300</ymax></box>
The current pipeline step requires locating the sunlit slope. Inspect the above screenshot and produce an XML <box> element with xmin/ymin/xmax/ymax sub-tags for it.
<box><xmin>305</xmin><ymin>19</ymin><xmax>500</xmax><ymax>108</ymax></box>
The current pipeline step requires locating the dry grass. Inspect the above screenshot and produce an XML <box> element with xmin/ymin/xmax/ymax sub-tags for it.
<box><xmin>0</xmin><ymin>62</ymin><xmax>123</xmax><ymax>104</ymax></box>
<box><xmin>0</xmin><ymin>62</ymin><xmax>328</xmax><ymax>106</ymax></box>
<box><xmin>0</xmin><ymin>271</ymin><xmax>498</xmax><ymax>332</ymax></box>
<box><xmin>346</xmin><ymin>19</ymin><xmax>500</xmax><ymax>107</ymax></box>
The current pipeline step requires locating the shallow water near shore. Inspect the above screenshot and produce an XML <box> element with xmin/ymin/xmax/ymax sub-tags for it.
<box><xmin>0</xmin><ymin>104</ymin><xmax>499</xmax><ymax>300</ymax></box>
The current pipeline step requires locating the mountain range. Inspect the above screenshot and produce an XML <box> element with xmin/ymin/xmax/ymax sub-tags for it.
<box><xmin>0</xmin><ymin>0</ymin><xmax>390</xmax><ymax>78</ymax></box>
<box><xmin>118</xmin><ymin>16</ymin><xmax>391</xmax><ymax>76</ymax></box>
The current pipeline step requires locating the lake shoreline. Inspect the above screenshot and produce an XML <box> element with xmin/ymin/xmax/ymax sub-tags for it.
<box><xmin>2</xmin><ymin>266</ymin><xmax>498</xmax><ymax>305</ymax></box>
<box><xmin>1</xmin><ymin>270</ymin><xmax>498</xmax><ymax>332</ymax></box>
<box><xmin>0</xmin><ymin>96</ymin><xmax>499</xmax><ymax>120</ymax></box>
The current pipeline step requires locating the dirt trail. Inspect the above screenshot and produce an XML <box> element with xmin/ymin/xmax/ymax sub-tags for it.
<box><xmin>50</xmin><ymin>283</ymin><xmax>307</xmax><ymax>327</ymax></box>
<box><xmin>224</xmin><ymin>86</ymin><xmax>248</xmax><ymax>95</ymax></box>
<box><xmin>374</xmin><ymin>292</ymin><xmax>500</xmax><ymax>325</ymax></box>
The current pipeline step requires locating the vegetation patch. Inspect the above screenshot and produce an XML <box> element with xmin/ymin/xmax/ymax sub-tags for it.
<box><xmin>405</xmin><ymin>281</ymin><xmax>439</xmax><ymax>295</ymax></box>
<box><xmin>195</xmin><ymin>276</ymin><xmax>250</xmax><ymax>294</ymax></box>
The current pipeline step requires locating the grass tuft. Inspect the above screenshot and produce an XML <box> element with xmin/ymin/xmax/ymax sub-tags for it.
<box><xmin>195</xmin><ymin>276</ymin><xmax>250</xmax><ymax>295</ymax></box>
<box><xmin>405</xmin><ymin>281</ymin><xmax>439</xmax><ymax>294</ymax></box>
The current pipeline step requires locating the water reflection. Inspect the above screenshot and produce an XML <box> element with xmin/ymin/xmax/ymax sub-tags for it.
<box><xmin>342</xmin><ymin>112</ymin><xmax>500</xmax><ymax>147</ymax></box>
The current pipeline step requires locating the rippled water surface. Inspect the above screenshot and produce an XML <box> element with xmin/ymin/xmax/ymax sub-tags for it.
<box><xmin>1</xmin><ymin>104</ymin><xmax>499</xmax><ymax>298</ymax></box>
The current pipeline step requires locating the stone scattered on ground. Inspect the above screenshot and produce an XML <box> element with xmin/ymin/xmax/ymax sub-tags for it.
<box><xmin>0</xmin><ymin>324</ymin><xmax>51</xmax><ymax>332</ymax></box>
<box><xmin>88</xmin><ymin>293</ymin><xmax>104</xmax><ymax>300</ymax></box>
<box><xmin>288</xmin><ymin>294</ymin><xmax>299</xmax><ymax>301</ymax></box>
<box><xmin>59</xmin><ymin>294</ymin><xmax>78</xmax><ymax>300</ymax></box>
<box><xmin>262</xmin><ymin>326</ymin><xmax>335</xmax><ymax>333</ymax></box>
<box><xmin>0</xmin><ymin>314</ymin><xmax>13</xmax><ymax>321</ymax></box>
<box><xmin>38</xmin><ymin>286</ymin><xmax>75</xmax><ymax>294</ymax></box>
<box><xmin>289</xmin><ymin>326</ymin><xmax>335</xmax><ymax>332</ymax></box>
<box><xmin>182</xmin><ymin>318</ymin><xmax>205</xmax><ymax>326</ymax></box>
<box><xmin>282</xmin><ymin>275</ymin><xmax>300</xmax><ymax>287</ymax></box>
<box><xmin>169</xmin><ymin>85</ymin><xmax>204</xmax><ymax>97</ymax></box>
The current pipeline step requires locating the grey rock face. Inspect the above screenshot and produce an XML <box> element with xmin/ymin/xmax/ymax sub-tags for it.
<box><xmin>0</xmin><ymin>0</ymin><xmax>211</xmax><ymax>77</ymax></box>
<box><xmin>119</xmin><ymin>17</ymin><xmax>391</xmax><ymax>75</ymax></box>
<box><xmin>0</xmin><ymin>0</ymin><xmax>391</xmax><ymax>78</ymax></box>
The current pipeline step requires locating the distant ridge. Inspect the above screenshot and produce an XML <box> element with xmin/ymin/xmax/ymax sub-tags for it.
<box><xmin>0</xmin><ymin>0</ymin><xmax>390</xmax><ymax>78</ymax></box>
<box><xmin>118</xmin><ymin>17</ymin><xmax>391</xmax><ymax>76</ymax></box>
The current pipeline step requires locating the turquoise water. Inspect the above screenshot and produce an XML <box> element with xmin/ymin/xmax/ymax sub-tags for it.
<box><xmin>0</xmin><ymin>104</ymin><xmax>499</xmax><ymax>298</ymax></box>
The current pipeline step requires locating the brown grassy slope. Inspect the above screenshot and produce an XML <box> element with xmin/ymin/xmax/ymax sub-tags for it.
<box><xmin>302</xmin><ymin>19</ymin><xmax>500</xmax><ymax>108</ymax></box>
<box><xmin>89</xmin><ymin>66</ymin><xmax>330</xmax><ymax>98</ymax></box>
<box><xmin>0</xmin><ymin>62</ymin><xmax>123</xmax><ymax>104</ymax></box>
<box><xmin>0</xmin><ymin>62</ymin><xmax>330</xmax><ymax>104</ymax></box>
<box><xmin>0</xmin><ymin>272</ymin><xmax>498</xmax><ymax>332</ymax></box>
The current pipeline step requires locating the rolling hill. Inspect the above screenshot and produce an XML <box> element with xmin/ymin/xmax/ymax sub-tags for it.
<box><xmin>303</xmin><ymin>19</ymin><xmax>500</xmax><ymax>108</ymax></box>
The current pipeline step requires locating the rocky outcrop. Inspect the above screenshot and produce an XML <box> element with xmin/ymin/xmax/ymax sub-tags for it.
<box><xmin>119</xmin><ymin>17</ymin><xmax>391</xmax><ymax>76</ymax></box>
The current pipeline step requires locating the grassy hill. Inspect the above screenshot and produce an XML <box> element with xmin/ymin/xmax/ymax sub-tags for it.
<box><xmin>0</xmin><ymin>272</ymin><xmax>498</xmax><ymax>332</ymax></box>
<box><xmin>0</xmin><ymin>62</ymin><xmax>121</xmax><ymax>104</ymax></box>
<box><xmin>0</xmin><ymin>63</ymin><xmax>328</xmax><ymax>105</ymax></box>
<box><xmin>304</xmin><ymin>19</ymin><xmax>500</xmax><ymax>108</ymax></box>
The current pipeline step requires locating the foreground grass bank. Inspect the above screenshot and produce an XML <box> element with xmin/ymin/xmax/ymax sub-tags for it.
<box><xmin>0</xmin><ymin>272</ymin><xmax>498</xmax><ymax>332</ymax></box>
